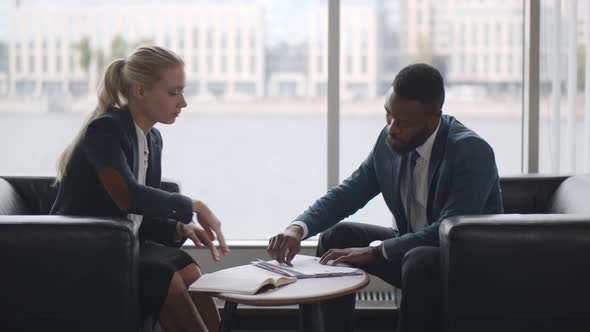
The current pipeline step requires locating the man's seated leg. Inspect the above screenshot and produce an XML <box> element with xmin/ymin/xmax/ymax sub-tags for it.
<box><xmin>312</xmin><ymin>222</ymin><xmax>397</xmax><ymax>332</ymax></box>
<box><xmin>316</xmin><ymin>222</ymin><xmax>397</xmax><ymax>255</ymax></box>
<box><xmin>399</xmin><ymin>246</ymin><xmax>441</xmax><ymax>332</ymax></box>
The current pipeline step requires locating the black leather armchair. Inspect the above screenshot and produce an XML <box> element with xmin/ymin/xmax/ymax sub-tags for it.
<box><xmin>440</xmin><ymin>174</ymin><xmax>590</xmax><ymax>332</ymax></box>
<box><xmin>0</xmin><ymin>176</ymin><xmax>180</xmax><ymax>332</ymax></box>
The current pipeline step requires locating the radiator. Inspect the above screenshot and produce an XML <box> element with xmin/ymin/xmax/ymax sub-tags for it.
<box><xmin>356</xmin><ymin>275</ymin><xmax>400</xmax><ymax>309</ymax></box>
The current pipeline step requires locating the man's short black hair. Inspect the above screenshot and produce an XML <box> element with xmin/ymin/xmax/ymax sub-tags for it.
<box><xmin>393</xmin><ymin>63</ymin><xmax>445</xmax><ymax>109</ymax></box>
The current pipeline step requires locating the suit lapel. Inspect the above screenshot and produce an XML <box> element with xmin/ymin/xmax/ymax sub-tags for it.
<box><xmin>426</xmin><ymin>115</ymin><xmax>450</xmax><ymax>222</ymax></box>
<box><xmin>428</xmin><ymin>115</ymin><xmax>450</xmax><ymax>189</ymax></box>
<box><xmin>120</xmin><ymin>107</ymin><xmax>139</xmax><ymax>178</ymax></box>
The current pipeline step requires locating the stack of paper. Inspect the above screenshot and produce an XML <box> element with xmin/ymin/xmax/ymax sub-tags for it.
<box><xmin>252</xmin><ymin>255</ymin><xmax>363</xmax><ymax>279</ymax></box>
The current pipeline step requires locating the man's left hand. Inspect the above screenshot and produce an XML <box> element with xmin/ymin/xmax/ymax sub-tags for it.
<box><xmin>319</xmin><ymin>247</ymin><xmax>376</xmax><ymax>266</ymax></box>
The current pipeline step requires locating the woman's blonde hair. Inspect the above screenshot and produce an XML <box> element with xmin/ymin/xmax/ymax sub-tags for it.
<box><xmin>56</xmin><ymin>46</ymin><xmax>184</xmax><ymax>181</ymax></box>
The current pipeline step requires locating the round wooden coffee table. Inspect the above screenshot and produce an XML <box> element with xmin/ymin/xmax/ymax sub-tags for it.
<box><xmin>203</xmin><ymin>272</ymin><xmax>369</xmax><ymax>332</ymax></box>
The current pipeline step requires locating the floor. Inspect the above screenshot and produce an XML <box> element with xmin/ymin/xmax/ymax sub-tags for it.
<box><xmin>227</xmin><ymin>308</ymin><xmax>397</xmax><ymax>331</ymax></box>
<box><xmin>234</xmin><ymin>330</ymin><xmax>392</xmax><ymax>331</ymax></box>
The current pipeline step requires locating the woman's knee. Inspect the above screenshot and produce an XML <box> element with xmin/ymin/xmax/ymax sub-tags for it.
<box><xmin>167</xmin><ymin>272</ymin><xmax>188</xmax><ymax>299</ymax></box>
<box><xmin>178</xmin><ymin>263</ymin><xmax>201</xmax><ymax>287</ymax></box>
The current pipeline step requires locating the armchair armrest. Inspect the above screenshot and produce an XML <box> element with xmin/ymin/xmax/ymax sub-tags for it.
<box><xmin>0</xmin><ymin>215</ymin><xmax>140</xmax><ymax>332</ymax></box>
<box><xmin>440</xmin><ymin>214</ymin><xmax>590</xmax><ymax>332</ymax></box>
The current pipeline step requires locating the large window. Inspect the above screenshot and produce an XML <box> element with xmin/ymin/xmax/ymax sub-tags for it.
<box><xmin>0</xmin><ymin>0</ymin><xmax>327</xmax><ymax>240</ymax></box>
<box><xmin>0</xmin><ymin>0</ymin><xmax>585</xmax><ymax>240</ymax></box>
<box><xmin>339</xmin><ymin>0</ymin><xmax>523</xmax><ymax>229</ymax></box>
<box><xmin>539</xmin><ymin>0</ymin><xmax>589</xmax><ymax>173</ymax></box>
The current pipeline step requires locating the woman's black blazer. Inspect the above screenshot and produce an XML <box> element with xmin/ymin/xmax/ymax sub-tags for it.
<box><xmin>50</xmin><ymin>106</ymin><xmax>193</xmax><ymax>245</ymax></box>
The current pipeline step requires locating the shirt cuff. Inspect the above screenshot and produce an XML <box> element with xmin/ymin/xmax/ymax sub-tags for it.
<box><xmin>291</xmin><ymin>221</ymin><xmax>309</xmax><ymax>239</ymax></box>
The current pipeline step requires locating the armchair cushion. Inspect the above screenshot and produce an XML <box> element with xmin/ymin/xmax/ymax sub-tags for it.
<box><xmin>0</xmin><ymin>178</ymin><xmax>28</xmax><ymax>215</ymax></box>
<box><xmin>1</xmin><ymin>176</ymin><xmax>59</xmax><ymax>214</ymax></box>
<box><xmin>548</xmin><ymin>175</ymin><xmax>590</xmax><ymax>214</ymax></box>
<box><xmin>499</xmin><ymin>175</ymin><xmax>567</xmax><ymax>214</ymax></box>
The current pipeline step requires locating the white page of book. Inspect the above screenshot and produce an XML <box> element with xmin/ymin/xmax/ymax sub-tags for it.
<box><xmin>264</xmin><ymin>254</ymin><xmax>361</xmax><ymax>275</ymax></box>
<box><xmin>191</xmin><ymin>264</ymin><xmax>292</xmax><ymax>294</ymax></box>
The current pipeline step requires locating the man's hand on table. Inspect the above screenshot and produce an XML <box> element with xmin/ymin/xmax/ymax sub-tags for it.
<box><xmin>267</xmin><ymin>225</ymin><xmax>304</xmax><ymax>265</ymax></box>
<box><xmin>319</xmin><ymin>247</ymin><xmax>378</xmax><ymax>266</ymax></box>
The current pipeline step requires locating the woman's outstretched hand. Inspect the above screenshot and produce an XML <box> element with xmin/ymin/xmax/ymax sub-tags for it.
<box><xmin>189</xmin><ymin>200</ymin><xmax>230</xmax><ymax>260</ymax></box>
<box><xmin>178</xmin><ymin>222</ymin><xmax>221</xmax><ymax>261</ymax></box>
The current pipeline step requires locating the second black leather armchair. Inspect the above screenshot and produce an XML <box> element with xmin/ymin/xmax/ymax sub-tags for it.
<box><xmin>440</xmin><ymin>174</ymin><xmax>590</xmax><ymax>332</ymax></box>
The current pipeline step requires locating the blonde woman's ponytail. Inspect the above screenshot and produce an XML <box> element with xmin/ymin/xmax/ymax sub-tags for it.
<box><xmin>97</xmin><ymin>59</ymin><xmax>127</xmax><ymax>114</ymax></box>
<box><xmin>56</xmin><ymin>59</ymin><xmax>128</xmax><ymax>181</ymax></box>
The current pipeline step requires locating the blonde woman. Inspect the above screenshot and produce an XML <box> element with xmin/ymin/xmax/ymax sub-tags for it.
<box><xmin>50</xmin><ymin>46</ymin><xmax>228</xmax><ymax>332</ymax></box>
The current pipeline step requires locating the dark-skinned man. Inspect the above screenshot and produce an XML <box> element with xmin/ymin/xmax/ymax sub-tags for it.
<box><xmin>267</xmin><ymin>63</ymin><xmax>503</xmax><ymax>332</ymax></box>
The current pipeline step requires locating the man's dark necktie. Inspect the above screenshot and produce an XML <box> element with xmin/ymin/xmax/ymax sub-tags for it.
<box><xmin>406</xmin><ymin>150</ymin><xmax>419</xmax><ymax>232</ymax></box>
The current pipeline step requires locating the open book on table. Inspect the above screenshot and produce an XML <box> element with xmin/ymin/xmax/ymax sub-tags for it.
<box><xmin>252</xmin><ymin>254</ymin><xmax>363</xmax><ymax>279</ymax></box>
<box><xmin>190</xmin><ymin>264</ymin><xmax>297</xmax><ymax>295</ymax></box>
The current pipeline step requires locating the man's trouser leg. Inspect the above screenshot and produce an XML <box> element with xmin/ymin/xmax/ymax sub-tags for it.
<box><xmin>306</xmin><ymin>222</ymin><xmax>442</xmax><ymax>332</ymax></box>
<box><xmin>398</xmin><ymin>246</ymin><xmax>441</xmax><ymax>332</ymax></box>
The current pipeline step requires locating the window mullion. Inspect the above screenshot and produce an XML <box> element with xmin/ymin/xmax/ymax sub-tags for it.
<box><xmin>327</xmin><ymin>0</ymin><xmax>340</xmax><ymax>188</ymax></box>
<box><xmin>523</xmin><ymin>0</ymin><xmax>541</xmax><ymax>173</ymax></box>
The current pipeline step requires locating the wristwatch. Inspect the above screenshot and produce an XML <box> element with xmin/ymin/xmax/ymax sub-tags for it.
<box><xmin>369</xmin><ymin>240</ymin><xmax>385</xmax><ymax>263</ymax></box>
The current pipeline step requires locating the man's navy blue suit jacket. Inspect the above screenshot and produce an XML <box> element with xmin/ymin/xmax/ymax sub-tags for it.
<box><xmin>295</xmin><ymin>114</ymin><xmax>503</xmax><ymax>265</ymax></box>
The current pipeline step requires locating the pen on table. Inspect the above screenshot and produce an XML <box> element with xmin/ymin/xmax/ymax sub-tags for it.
<box><xmin>256</xmin><ymin>259</ymin><xmax>304</xmax><ymax>276</ymax></box>
<box><xmin>251</xmin><ymin>261</ymin><xmax>294</xmax><ymax>277</ymax></box>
